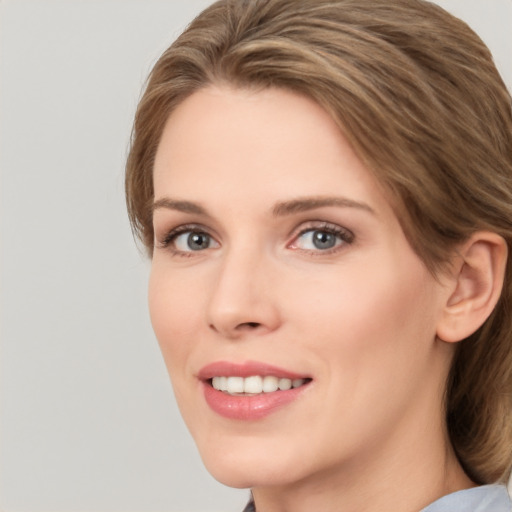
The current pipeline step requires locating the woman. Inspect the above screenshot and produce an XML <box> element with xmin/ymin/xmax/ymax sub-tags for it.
<box><xmin>125</xmin><ymin>0</ymin><xmax>512</xmax><ymax>510</ymax></box>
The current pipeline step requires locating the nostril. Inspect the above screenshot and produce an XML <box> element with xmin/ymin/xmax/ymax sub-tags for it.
<box><xmin>240</xmin><ymin>322</ymin><xmax>260</xmax><ymax>329</ymax></box>
<box><xmin>208</xmin><ymin>321</ymin><xmax>261</xmax><ymax>333</ymax></box>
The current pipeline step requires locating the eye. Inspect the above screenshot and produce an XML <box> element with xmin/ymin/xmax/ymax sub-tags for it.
<box><xmin>296</xmin><ymin>229</ymin><xmax>340</xmax><ymax>250</ymax></box>
<box><xmin>174</xmin><ymin>231</ymin><xmax>214</xmax><ymax>251</ymax></box>
<box><xmin>158</xmin><ymin>225</ymin><xmax>220</xmax><ymax>254</ymax></box>
<box><xmin>290</xmin><ymin>224</ymin><xmax>354</xmax><ymax>252</ymax></box>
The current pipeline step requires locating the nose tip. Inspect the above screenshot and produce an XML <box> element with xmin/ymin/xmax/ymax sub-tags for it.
<box><xmin>206</xmin><ymin>255</ymin><xmax>281</xmax><ymax>340</ymax></box>
<box><xmin>208</xmin><ymin>303</ymin><xmax>279</xmax><ymax>339</ymax></box>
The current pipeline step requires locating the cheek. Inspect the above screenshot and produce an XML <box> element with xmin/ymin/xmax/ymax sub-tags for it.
<box><xmin>148</xmin><ymin>265</ymin><xmax>202</xmax><ymax>370</ymax></box>
<box><xmin>286</xmin><ymin>252</ymin><xmax>440</xmax><ymax>370</ymax></box>
<box><xmin>277</xmin><ymin>256</ymin><xmax>443</xmax><ymax>454</ymax></box>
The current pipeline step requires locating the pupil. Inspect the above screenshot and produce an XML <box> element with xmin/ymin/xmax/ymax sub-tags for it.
<box><xmin>188</xmin><ymin>232</ymin><xmax>209</xmax><ymax>250</ymax></box>
<box><xmin>313</xmin><ymin>231</ymin><xmax>335</xmax><ymax>249</ymax></box>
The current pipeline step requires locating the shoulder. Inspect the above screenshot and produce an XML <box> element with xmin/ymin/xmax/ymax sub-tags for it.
<box><xmin>421</xmin><ymin>485</ymin><xmax>512</xmax><ymax>512</ymax></box>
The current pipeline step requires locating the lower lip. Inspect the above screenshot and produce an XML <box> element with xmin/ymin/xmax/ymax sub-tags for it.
<box><xmin>202</xmin><ymin>382</ymin><xmax>309</xmax><ymax>420</ymax></box>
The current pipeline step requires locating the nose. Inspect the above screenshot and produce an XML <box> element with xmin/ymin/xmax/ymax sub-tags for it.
<box><xmin>206</xmin><ymin>247</ymin><xmax>281</xmax><ymax>339</ymax></box>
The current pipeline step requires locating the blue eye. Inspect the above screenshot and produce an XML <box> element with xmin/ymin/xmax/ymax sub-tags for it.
<box><xmin>174</xmin><ymin>231</ymin><xmax>213</xmax><ymax>251</ymax></box>
<box><xmin>160</xmin><ymin>226</ymin><xmax>219</xmax><ymax>254</ymax></box>
<box><xmin>292</xmin><ymin>225</ymin><xmax>353</xmax><ymax>252</ymax></box>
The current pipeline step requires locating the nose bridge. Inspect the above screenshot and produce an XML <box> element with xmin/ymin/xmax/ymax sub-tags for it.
<box><xmin>206</xmin><ymin>238</ymin><xmax>279</xmax><ymax>338</ymax></box>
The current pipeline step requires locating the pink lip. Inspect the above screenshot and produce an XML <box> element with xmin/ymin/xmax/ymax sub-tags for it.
<box><xmin>198</xmin><ymin>360</ymin><xmax>307</xmax><ymax>380</ymax></box>
<box><xmin>198</xmin><ymin>361</ymin><xmax>311</xmax><ymax>421</ymax></box>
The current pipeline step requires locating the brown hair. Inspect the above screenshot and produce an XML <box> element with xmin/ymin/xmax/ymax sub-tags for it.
<box><xmin>126</xmin><ymin>0</ymin><xmax>512</xmax><ymax>483</ymax></box>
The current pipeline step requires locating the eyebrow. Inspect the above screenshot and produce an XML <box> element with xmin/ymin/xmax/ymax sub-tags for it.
<box><xmin>152</xmin><ymin>198</ymin><xmax>209</xmax><ymax>216</ymax></box>
<box><xmin>272</xmin><ymin>196</ymin><xmax>375</xmax><ymax>216</ymax></box>
<box><xmin>152</xmin><ymin>195</ymin><xmax>375</xmax><ymax>217</ymax></box>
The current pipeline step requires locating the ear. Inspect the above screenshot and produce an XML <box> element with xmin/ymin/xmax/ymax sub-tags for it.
<box><xmin>436</xmin><ymin>232</ymin><xmax>508</xmax><ymax>343</ymax></box>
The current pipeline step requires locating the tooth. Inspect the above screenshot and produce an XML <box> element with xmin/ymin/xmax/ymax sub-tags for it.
<box><xmin>226</xmin><ymin>376</ymin><xmax>244</xmax><ymax>394</ymax></box>
<box><xmin>212</xmin><ymin>375</ymin><xmax>305</xmax><ymax>394</ymax></box>
<box><xmin>212</xmin><ymin>376</ymin><xmax>228</xmax><ymax>391</ymax></box>
<box><xmin>212</xmin><ymin>376</ymin><xmax>222</xmax><ymax>390</ymax></box>
<box><xmin>278</xmin><ymin>378</ymin><xmax>292</xmax><ymax>390</ymax></box>
<box><xmin>262</xmin><ymin>376</ymin><xmax>279</xmax><ymax>392</ymax></box>
<box><xmin>244</xmin><ymin>376</ymin><xmax>263</xmax><ymax>394</ymax></box>
<box><xmin>292</xmin><ymin>378</ymin><xmax>305</xmax><ymax>388</ymax></box>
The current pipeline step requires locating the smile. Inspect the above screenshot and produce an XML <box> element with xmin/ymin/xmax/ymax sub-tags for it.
<box><xmin>199</xmin><ymin>361</ymin><xmax>312</xmax><ymax>420</ymax></box>
<box><xmin>211</xmin><ymin>375</ymin><xmax>308</xmax><ymax>395</ymax></box>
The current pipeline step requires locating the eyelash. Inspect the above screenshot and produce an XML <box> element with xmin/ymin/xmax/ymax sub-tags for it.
<box><xmin>156</xmin><ymin>221</ymin><xmax>355</xmax><ymax>257</ymax></box>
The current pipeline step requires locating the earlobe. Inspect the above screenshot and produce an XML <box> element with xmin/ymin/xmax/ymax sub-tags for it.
<box><xmin>436</xmin><ymin>232</ymin><xmax>508</xmax><ymax>343</ymax></box>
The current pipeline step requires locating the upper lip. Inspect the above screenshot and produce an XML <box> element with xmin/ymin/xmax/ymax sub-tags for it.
<box><xmin>197</xmin><ymin>360</ymin><xmax>310</xmax><ymax>381</ymax></box>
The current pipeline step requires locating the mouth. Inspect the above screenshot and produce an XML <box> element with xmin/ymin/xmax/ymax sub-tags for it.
<box><xmin>209</xmin><ymin>375</ymin><xmax>311</xmax><ymax>396</ymax></box>
<box><xmin>198</xmin><ymin>361</ymin><xmax>312</xmax><ymax>420</ymax></box>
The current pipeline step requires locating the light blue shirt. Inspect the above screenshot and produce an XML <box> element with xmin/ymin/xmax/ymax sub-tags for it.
<box><xmin>242</xmin><ymin>484</ymin><xmax>512</xmax><ymax>511</ymax></box>
<box><xmin>421</xmin><ymin>485</ymin><xmax>511</xmax><ymax>512</ymax></box>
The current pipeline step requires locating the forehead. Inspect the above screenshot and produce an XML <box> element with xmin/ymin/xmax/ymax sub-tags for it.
<box><xmin>153</xmin><ymin>86</ymin><xmax>392</xmax><ymax>212</ymax></box>
<box><xmin>154</xmin><ymin>86</ymin><xmax>347</xmax><ymax>175</ymax></box>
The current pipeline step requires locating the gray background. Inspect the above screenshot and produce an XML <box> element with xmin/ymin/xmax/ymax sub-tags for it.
<box><xmin>1</xmin><ymin>1</ymin><xmax>511</xmax><ymax>511</ymax></box>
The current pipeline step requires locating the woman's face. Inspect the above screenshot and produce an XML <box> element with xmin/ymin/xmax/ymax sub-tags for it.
<box><xmin>150</xmin><ymin>86</ymin><xmax>454</xmax><ymax>489</ymax></box>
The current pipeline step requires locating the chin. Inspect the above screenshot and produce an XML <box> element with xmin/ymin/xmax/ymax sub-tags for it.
<box><xmin>200</xmin><ymin>445</ymin><xmax>271</xmax><ymax>488</ymax></box>
<box><xmin>204</xmin><ymin>458</ymin><xmax>297</xmax><ymax>490</ymax></box>
<box><xmin>206</xmin><ymin>464</ymin><xmax>258</xmax><ymax>489</ymax></box>
<box><xmin>196</xmin><ymin>435</ymin><xmax>306</xmax><ymax>489</ymax></box>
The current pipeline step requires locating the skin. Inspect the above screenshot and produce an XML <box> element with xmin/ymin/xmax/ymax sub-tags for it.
<box><xmin>149</xmin><ymin>86</ymin><xmax>475</xmax><ymax>512</ymax></box>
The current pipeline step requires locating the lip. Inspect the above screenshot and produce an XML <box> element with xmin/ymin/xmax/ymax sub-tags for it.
<box><xmin>198</xmin><ymin>360</ymin><xmax>312</xmax><ymax>420</ymax></box>
<box><xmin>198</xmin><ymin>360</ymin><xmax>308</xmax><ymax>380</ymax></box>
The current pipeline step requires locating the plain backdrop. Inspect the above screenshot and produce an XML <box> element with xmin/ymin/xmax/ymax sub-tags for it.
<box><xmin>0</xmin><ymin>1</ymin><xmax>511</xmax><ymax>511</ymax></box>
